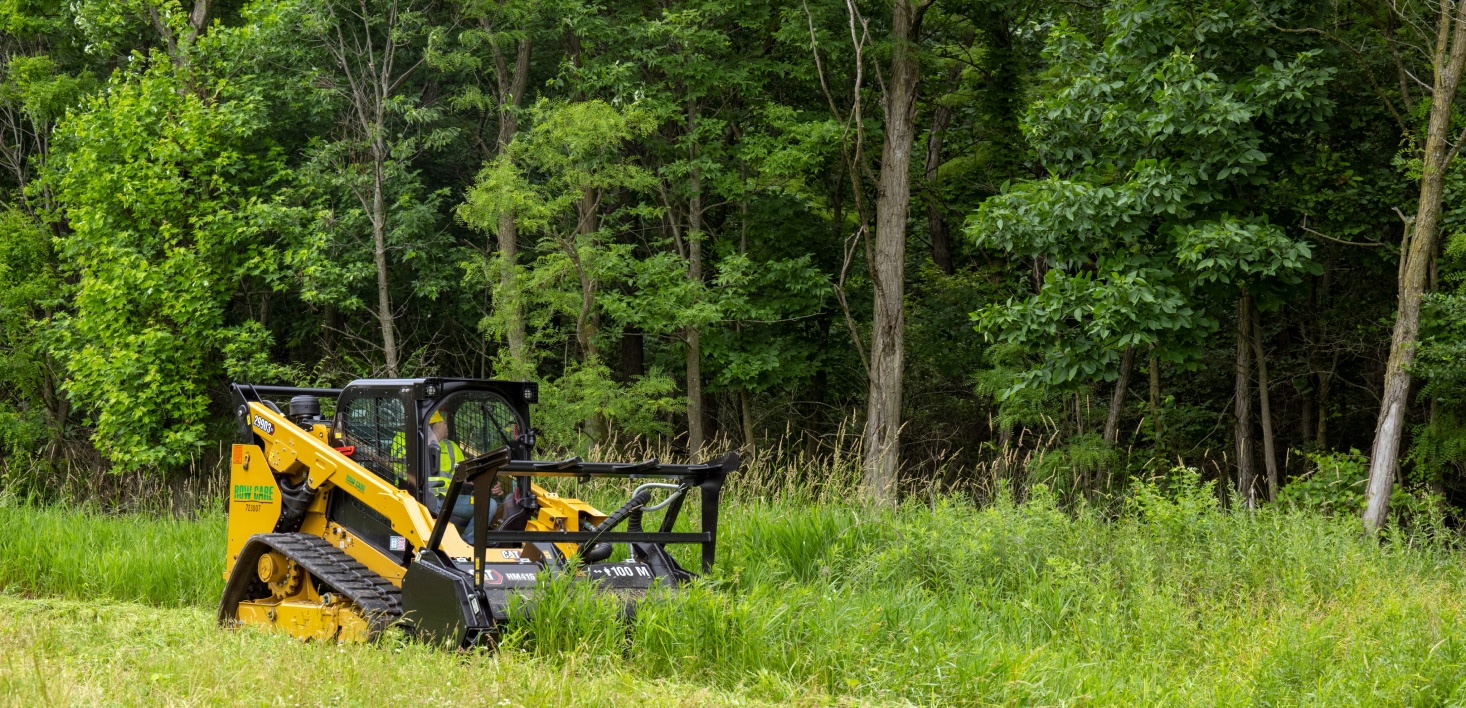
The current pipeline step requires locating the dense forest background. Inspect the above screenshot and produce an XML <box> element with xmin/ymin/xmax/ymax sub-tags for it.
<box><xmin>1</xmin><ymin>0</ymin><xmax>1464</xmax><ymax>525</ymax></box>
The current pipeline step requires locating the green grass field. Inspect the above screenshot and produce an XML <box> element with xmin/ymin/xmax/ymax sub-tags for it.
<box><xmin>3</xmin><ymin>478</ymin><xmax>1466</xmax><ymax>706</ymax></box>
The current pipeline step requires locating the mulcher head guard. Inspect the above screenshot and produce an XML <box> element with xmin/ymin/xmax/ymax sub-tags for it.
<box><xmin>404</xmin><ymin>449</ymin><xmax>736</xmax><ymax>649</ymax></box>
<box><xmin>217</xmin><ymin>378</ymin><xmax>737</xmax><ymax>649</ymax></box>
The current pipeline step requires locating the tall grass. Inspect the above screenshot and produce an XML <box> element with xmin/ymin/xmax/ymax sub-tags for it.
<box><xmin>4</xmin><ymin>476</ymin><xmax>1466</xmax><ymax>705</ymax></box>
<box><xmin>0</xmin><ymin>503</ymin><xmax>225</xmax><ymax>606</ymax></box>
<box><xmin>505</xmin><ymin>476</ymin><xmax>1466</xmax><ymax>705</ymax></box>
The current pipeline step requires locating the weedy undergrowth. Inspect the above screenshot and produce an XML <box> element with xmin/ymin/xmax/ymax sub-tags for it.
<box><xmin>3</xmin><ymin>473</ymin><xmax>1466</xmax><ymax>706</ymax></box>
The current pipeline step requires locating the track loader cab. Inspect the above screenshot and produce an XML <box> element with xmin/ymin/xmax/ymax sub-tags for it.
<box><xmin>220</xmin><ymin>377</ymin><xmax>736</xmax><ymax>648</ymax></box>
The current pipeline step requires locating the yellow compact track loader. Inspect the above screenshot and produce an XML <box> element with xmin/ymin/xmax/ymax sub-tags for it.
<box><xmin>219</xmin><ymin>378</ymin><xmax>736</xmax><ymax>648</ymax></box>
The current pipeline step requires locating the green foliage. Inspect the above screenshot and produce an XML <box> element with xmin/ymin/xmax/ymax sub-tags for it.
<box><xmin>1278</xmin><ymin>448</ymin><xmax>1368</xmax><ymax>515</ymax></box>
<box><xmin>534</xmin><ymin>362</ymin><xmax>682</xmax><ymax>450</ymax></box>
<box><xmin>970</xmin><ymin>0</ymin><xmax>1332</xmax><ymax>396</ymax></box>
<box><xmin>1126</xmin><ymin>465</ymin><xmax>1221</xmax><ymax>535</ymax></box>
<box><xmin>1279</xmin><ymin>449</ymin><xmax>1446</xmax><ymax>534</ymax></box>
<box><xmin>0</xmin><ymin>54</ymin><xmax>95</xmax><ymax>125</ymax></box>
<box><xmin>1027</xmin><ymin>432</ymin><xmax>1117</xmax><ymax>500</ymax></box>
<box><xmin>45</xmin><ymin>56</ymin><xmax>298</xmax><ymax>470</ymax></box>
<box><xmin>0</xmin><ymin>209</ymin><xmax>61</xmax><ymax>453</ymax></box>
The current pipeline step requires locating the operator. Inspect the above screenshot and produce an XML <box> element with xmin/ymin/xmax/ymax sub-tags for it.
<box><xmin>424</xmin><ymin>410</ymin><xmax>501</xmax><ymax>543</ymax></box>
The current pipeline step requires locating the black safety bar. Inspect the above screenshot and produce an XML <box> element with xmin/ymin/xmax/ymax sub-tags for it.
<box><xmin>231</xmin><ymin>384</ymin><xmax>344</xmax><ymax>400</ymax></box>
<box><xmin>434</xmin><ymin>451</ymin><xmax>737</xmax><ymax>577</ymax></box>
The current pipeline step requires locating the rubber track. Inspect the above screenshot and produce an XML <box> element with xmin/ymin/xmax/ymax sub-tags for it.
<box><xmin>219</xmin><ymin>532</ymin><xmax>402</xmax><ymax>640</ymax></box>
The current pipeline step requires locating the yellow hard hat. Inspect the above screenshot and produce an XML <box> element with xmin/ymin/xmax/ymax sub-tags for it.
<box><xmin>429</xmin><ymin>411</ymin><xmax>445</xmax><ymax>425</ymax></box>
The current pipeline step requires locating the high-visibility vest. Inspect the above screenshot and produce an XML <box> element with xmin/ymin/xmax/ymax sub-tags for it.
<box><xmin>428</xmin><ymin>439</ymin><xmax>467</xmax><ymax>498</ymax></box>
<box><xmin>389</xmin><ymin>432</ymin><xmax>466</xmax><ymax>498</ymax></box>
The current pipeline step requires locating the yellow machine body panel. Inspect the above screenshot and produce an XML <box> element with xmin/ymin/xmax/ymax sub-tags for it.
<box><xmin>225</xmin><ymin>444</ymin><xmax>282</xmax><ymax>578</ymax></box>
<box><xmin>527</xmin><ymin>486</ymin><xmax>606</xmax><ymax>558</ymax></box>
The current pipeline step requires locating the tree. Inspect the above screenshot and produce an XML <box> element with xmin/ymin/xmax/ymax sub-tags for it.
<box><xmin>306</xmin><ymin>0</ymin><xmax>440</xmax><ymax>377</ymax></box>
<box><xmin>459</xmin><ymin>99</ymin><xmax>680</xmax><ymax>445</ymax></box>
<box><xmin>46</xmin><ymin>55</ymin><xmax>298</xmax><ymax>469</ymax></box>
<box><xmin>863</xmin><ymin>0</ymin><xmax>934</xmax><ymax>500</ymax></box>
<box><xmin>1362</xmin><ymin>0</ymin><xmax>1466</xmax><ymax>532</ymax></box>
<box><xmin>432</xmin><ymin>0</ymin><xmax>537</xmax><ymax>370</ymax></box>
<box><xmin>971</xmin><ymin>0</ymin><xmax>1332</xmax><ymax>503</ymax></box>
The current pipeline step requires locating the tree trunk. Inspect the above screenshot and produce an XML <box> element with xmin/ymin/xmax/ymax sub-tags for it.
<box><xmin>924</xmin><ymin>101</ymin><xmax>954</xmax><ymax>275</ymax></box>
<box><xmin>685</xmin><ymin>328</ymin><xmax>703</xmax><ymax>454</ymax></box>
<box><xmin>685</xmin><ymin>108</ymin><xmax>706</xmax><ymax>458</ymax></box>
<box><xmin>372</xmin><ymin>145</ymin><xmax>398</xmax><ymax>377</ymax></box>
<box><xmin>494</xmin><ymin>34</ymin><xmax>532</xmax><ymax>370</ymax></box>
<box><xmin>572</xmin><ymin>181</ymin><xmax>600</xmax><ymax>362</ymax></box>
<box><xmin>39</xmin><ymin>359</ymin><xmax>67</xmax><ymax>446</ymax></box>
<box><xmin>1299</xmin><ymin>378</ymin><xmax>1314</xmax><ymax>448</ymax></box>
<box><xmin>1364</xmin><ymin>3</ymin><xmax>1466</xmax><ymax>532</ymax></box>
<box><xmin>569</xmin><ymin>178</ymin><xmax>602</xmax><ymax>439</ymax></box>
<box><xmin>1234</xmin><ymin>294</ymin><xmax>1256</xmax><ymax>507</ymax></box>
<box><xmin>322</xmin><ymin>303</ymin><xmax>338</xmax><ymax>363</ymax></box>
<box><xmin>315</xmin><ymin>0</ymin><xmax>424</xmax><ymax>378</ymax></box>
<box><xmin>862</xmin><ymin>0</ymin><xmax>928</xmax><ymax>502</ymax></box>
<box><xmin>1249</xmin><ymin>302</ymin><xmax>1279</xmax><ymax>502</ymax></box>
<box><xmin>741</xmin><ymin>389</ymin><xmax>755</xmax><ymax>456</ymax></box>
<box><xmin>1103</xmin><ymin>345</ymin><xmax>1135</xmax><ymax>444</ymax></box>
<box><xmin>1148</xmin><ymin>346</ymin><xmax>1161</xmax><ymax>440</ymax></box>
<box><xmin>1317</xmin><ymin>357</ymin><xmax>1333</xmax><ymax>449</ymax></box>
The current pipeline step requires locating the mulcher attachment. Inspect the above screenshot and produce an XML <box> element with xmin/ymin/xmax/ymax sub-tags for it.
<box><xmin>398</xmin><ymin>447</ymin><xmax>737</xmax><ymax>648</ymax></box>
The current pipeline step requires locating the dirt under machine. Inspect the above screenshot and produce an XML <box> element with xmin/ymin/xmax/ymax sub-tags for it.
<box><xmin>219</xmin><ymin>378</ymin><xmax>736</xmax><ymax>647</ymax></box>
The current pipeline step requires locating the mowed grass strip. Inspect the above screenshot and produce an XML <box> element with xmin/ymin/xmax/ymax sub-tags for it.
<box><xmin>0</xmin><ymin>596</ymin><xmax>838</xmax><ymax>707</ymax></box>
<box><xmin>4</xmin><ymin>480</ymin><xmax>1466</xmax><ymax>705</ymax></box>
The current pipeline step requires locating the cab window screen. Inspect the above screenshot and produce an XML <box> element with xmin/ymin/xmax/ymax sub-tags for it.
<box><xmin>437</xmin><ymin>393</ymin><xmax>519</xmax><ymax>459</ymax></box>
<box><xmin>341</xmin><ymin>396</ymin><xmax>406</xmax><ymax>485</ymax></box>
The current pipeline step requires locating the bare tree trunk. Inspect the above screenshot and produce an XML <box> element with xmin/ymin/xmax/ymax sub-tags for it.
<box><xmin>1250</xmin><ymin>302</ymin><xmax>1279</xmax><ymax>502</ymax></box>
<box><xmin>924</xmin><ymin>101</ymin><xmax>954</xmax><ymax>275</ymax></box>
<box><xmin>372</xmin><ymin>147</ymin><xmax>398</xmax><ymax>376</ymax></box>
<box><xmin>1148</xmin><ymin>346</ymin><xmax>1161</xmax><ymax>440</ymax></box>
<box><xmin>1317</xmin><ymin>356</ymin><xmax>1333</xmax><ymax>449</ymax></box>
<box><xmin>493</xmin><ymin>34</ymin><xmax>531</xmax><ymax>369</ymax></box>
<box><xmin>1364</xmin><ymin>2</ymin><xmax>1466</xmax><ymax>532</ymax></box>
<box><xmin>148</xmin><ymin>0</ymin><xmax>210</xmax><ymax>67</ymax></box>
<box><xmin>863</xmin><ymin>0</ymin><xmax>929</xmax><ymax>502</ymax></box>
<box><xmin>685</xmin><ymin>328</ymin><xmax>703</xmax><ymax>453</ymax></box>
<box><xmin>1104</xmin><ymin>345</ymin><xmax>1135</xmax><ymax>444</ymax></box>
<box><xmin>1235</xmin><ymin>294</ymin><xmax>1256</xmax><ymax>507</ymax></box>
<box><xmin>741</xmin><ymin>389</ymin><xmax>755</xmax><ymax>456</ymax></box>
<box><xmin>322</xmin><ymin>303</ymin><xmax>339</xmax><ymax>362</ymax></box>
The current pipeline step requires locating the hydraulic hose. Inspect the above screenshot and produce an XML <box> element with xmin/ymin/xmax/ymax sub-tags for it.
<box><xmin>580</xmin><ymin>489</ymin><xmax>652</xmax><ymax>562</ymax></box>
